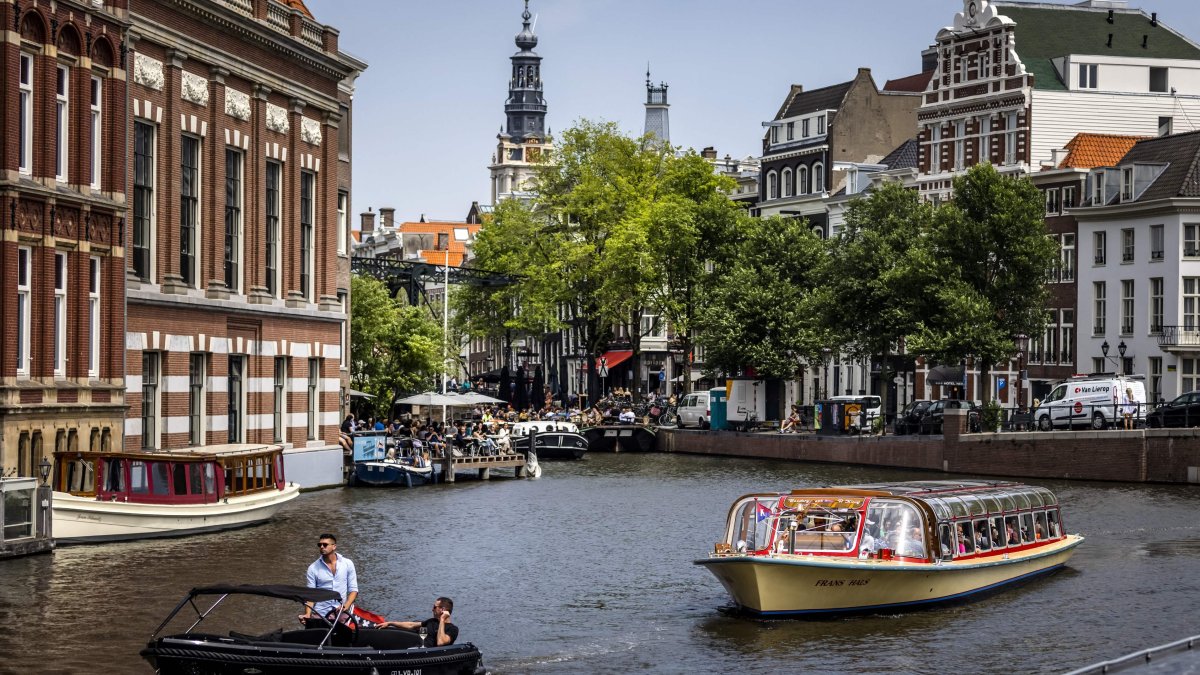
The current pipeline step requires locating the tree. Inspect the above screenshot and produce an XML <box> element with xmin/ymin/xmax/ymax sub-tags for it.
<box><xmin>910</xmin><ymin>163</ymin><xmax>1059</xmax><ymax>402</ymax></box>
<box><xmin>350</xmin><ymin>274</ymin><xmax>443</xmax><ymax>410</ymax></box>
<box><xmin>696</xmin><ymin>215</ymin><xmax>829</xmax><ymax>381</ymax></box>
<box><xmin>816</xmin><ymin>180</ymin><xmax>939</xmax><ymax>423</ymax></box>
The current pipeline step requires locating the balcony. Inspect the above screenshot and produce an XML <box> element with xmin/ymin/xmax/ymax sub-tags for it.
<box><xmin>1157</xmin><ymin>325</ymin><xmax>1200</xmax><ymax>351</ymax></box>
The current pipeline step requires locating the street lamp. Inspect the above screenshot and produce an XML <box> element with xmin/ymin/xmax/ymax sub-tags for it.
<box><xmin>38</xmin><ymin>456</ymin><xmax>51</xmax><ymax>485</ymax></box>
<box><xmin>1118</xmin><ymin>340</ymin><xmax>1128</xmax><ymax>375</ymax></box>
<box><xmin>821</xmin><ymin>347</ymin><xmax>833</xmax><ymax>402</ymax></box>
<box><xmin>1015</xmin><ymin>334</ymin><xmax>1029</xmax><ymax>411</ymax></box>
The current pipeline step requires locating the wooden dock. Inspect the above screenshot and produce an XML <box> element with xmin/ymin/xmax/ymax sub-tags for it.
<box><xmin>435</xmin><ymin>453</ymin><xmax>532</xmax><ymax>482</ymax></box>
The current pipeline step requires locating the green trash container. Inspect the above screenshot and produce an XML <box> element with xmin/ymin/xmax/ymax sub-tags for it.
<box><xmin>709</xmin><ymin>387</ymin><xmax>728</xmax><ymax>431</ymax></box>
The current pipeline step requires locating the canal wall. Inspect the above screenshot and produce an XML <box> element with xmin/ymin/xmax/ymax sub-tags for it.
<box><xmin>658</xmin><ymin>411</ymin><xmax>1200</xmax><ymax>484</ymax></box>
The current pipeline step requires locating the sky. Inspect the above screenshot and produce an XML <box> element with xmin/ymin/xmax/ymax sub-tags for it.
<box><xmin>305</xmin><ymin>0</ymin><xmax>1200</xmax><ymax>225</ymax></box>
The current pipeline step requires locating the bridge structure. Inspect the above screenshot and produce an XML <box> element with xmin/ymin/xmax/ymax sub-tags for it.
<box><xmin>350</xmin><ymin>256</ymin><xmax>517</xmax><ymax>309</ymax></box>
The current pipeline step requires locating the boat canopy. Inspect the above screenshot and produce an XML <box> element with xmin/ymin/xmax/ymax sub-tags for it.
<box><xmin>188</xmin><ymin>584</ymin><xmax>341</xmax><ymax>604</ymax></box>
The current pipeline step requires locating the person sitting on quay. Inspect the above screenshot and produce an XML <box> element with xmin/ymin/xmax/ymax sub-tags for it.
<box><xmin>379</xmin><ymin>597</ymin><xmax>457</xmax><ymax>646</ymax></box>
<box><xmin>471</xmin><ymin>426</ymin><xmax>496</xmax><ymax>455</ymax></box>
<box><xmin>301</xmin><ymin>533</ymin><xmax>358</xmax><ymax>626</ymax></box>
<box><xmin>339</xmin><ymin>414</ymin><xmax>355</xmax><ymax>453</ymax></box>
<box><xmin>618</xmin><ymin>407</ymin><xmax>636</xmax><ymax>424</ymax></box>
<box><xmin>780</xmin><ymin>405</ymin><xmax>801</xmax><ymax>433</ymax></box>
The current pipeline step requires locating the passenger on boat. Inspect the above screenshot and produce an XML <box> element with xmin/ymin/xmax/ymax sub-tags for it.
<box><xmin>1006</xmin><ymin>520</ymin><xmax>1020</xmax><ymax>545</ymax></box>
<box><xmin>1035</xmin><ymin>520</ymin><xmax>1046</xmax><ymax>540</ymax></box>
<box><xmin>975</xmin><ymin>522</ymin><xmax>991</xmax><ymax>550</ymax></box>
<box><xmin>956</xmin><ymin>524</ymin><xmax>969</xmax><ymax>554</ymax></box>
<box><xmin>301</xmin><ymin>534</ymin><xmax>358</xmax><ymax>625</ymax></box>
<box><xmin>380</xmin><ymin>597</ymin><xmax>458</xmax><ymax>646</ymax></box>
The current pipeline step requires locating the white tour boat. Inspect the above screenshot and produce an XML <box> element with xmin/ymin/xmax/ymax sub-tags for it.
<box><xmin>51</xmin><ymin>444</ymin><xmax>299</xmax><ymax>544</ymax></box>
<box><xmin>696</xmin><ymin>480</ymin><xmax>1083</xmax><ymax>616</ymax></box>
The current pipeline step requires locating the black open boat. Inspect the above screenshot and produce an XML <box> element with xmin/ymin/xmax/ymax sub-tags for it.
<box><xmin>508</xmin><ymin>420</ymin><xmax>588</xmax><ymax>460</ymax></box>
<box><xmin>141</xmin><ymin>584</ymin><xmax>486</xmax><ymax>675</ymax></box>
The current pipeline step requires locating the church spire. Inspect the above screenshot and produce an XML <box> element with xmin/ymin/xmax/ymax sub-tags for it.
<box><xmin>643</xmin><ymin>66</ymin><xmax>670</xmax><ymax>147</ymax></box>
<box><xmin>504</xmin><ymin>0</ymin><xmax>546</xmax><ymax>143</ymax></box>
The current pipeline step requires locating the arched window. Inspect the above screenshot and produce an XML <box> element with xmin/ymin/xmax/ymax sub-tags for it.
<box><xmin>812</xmin><ymin>162</ymin><xmax>825</xmax><ymax>194</ymax></box>
<box><xmin>797</xmin><ymin>165</ymin><xmax>809</xmax><ymax>195</ymax></box>
<box><xmin>781</xmin><ymin>168</ymin><xmax>793</xmax><ymax>197</ymax></box>
<box><xmin>767</xmin><ymin>171</ymin><xmax>778</xmax><ymax>200</ymax></box>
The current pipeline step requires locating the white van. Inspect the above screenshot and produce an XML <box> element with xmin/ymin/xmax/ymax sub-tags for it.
<box><xmin>676</xmin><ymin>390</ymin><xmax>711</xmax><ymax>429</ymax></box>
<box><xmin>1034</xmin><ymin>376</ymin><xmax>1146</xmax><ymax>431</ymax></box>
<box><xmin>830</xmin><ymin>395</ymin><xmax>882</xmax><ymax>432</ymax></box>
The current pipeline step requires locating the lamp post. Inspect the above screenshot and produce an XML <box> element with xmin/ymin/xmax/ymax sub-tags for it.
<box><xmin>1101</xmin><ymin>339</ymin><xmax>1109</xmax><ymax>373</ymax></box>
<box><xmin>38</xmin><ymin>456</ymin><xmax>51</xmax><ymax>485</ymax></box>
<box><xmin>1015</xmin><ymin>334</ymin><xmax>1028</xmax><ymax>410</ymax></box>
<box><xmin>821</xmin><ymin>347</ymin><xmax>832</xmax><ymax>402</ymax></box>
<box><xmin>1118</xmin><ymin>340</ymin><xmax>1128</xmax><ymax>375</ymax></box>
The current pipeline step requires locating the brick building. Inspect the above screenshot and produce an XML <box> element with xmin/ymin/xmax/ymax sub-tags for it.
<box><xmin>122</xmin><ymin>0</ymin><xmax>364</xmax><ymax>465</ymax></box>
<box><xmin>1</xmin><ymin>0</ymin><xmax>129</xmax><ymax>476</ymax></box>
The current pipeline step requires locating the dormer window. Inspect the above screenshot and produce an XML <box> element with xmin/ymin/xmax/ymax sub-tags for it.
<box><xmin>1091</xmin><ymin>171</ymin><xmax>1105</xmax><ymax>205</ymax></box>
<box><xmin>771</xmin><ymin>125</ymin><xmax>779</xmax><ymax>144</ymax></box>
<box><xmin>1121</xmin><ymin>167</ymin><xmax>1134</xmax><ymax>202</ymax></box>
<box><xmin>817</xmin><ymin>115</ymin><xmax>826</xmax><ymax>135</ymax></box>
<box><xmin>1078</xmin><ymin>63</ymin><xmax>1098</xmax><ymax>89</ymax></box>
<box><xmin>786</xmin><ymin>122</ymin><xmax>794</xmax><ymax>141</ymax></box>
<box><xmin>802</xmin><ymin>119</ymin><xmax>810</xmax><ymax>138</ymax></box>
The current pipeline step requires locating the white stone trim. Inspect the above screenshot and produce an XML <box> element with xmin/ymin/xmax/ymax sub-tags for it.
<box><xmin>224</xmin><ymin>128</ymin><xmax>251</xmax><ymax>151</ymax></box>
<box><xmin>320</xmin><ymin>411</ymin><xmax>341</xmax><ymax>426</ymax></box>
<box><xmin>127</xmin><ymin>332</ymin><xmax>147</xmax><ymax>350</ymax></box>
<box><xmin>181</xmin><ymin>71</ymin><xmax>209</xmax><ymax>106</ymax></box>
<box><xmin>248</xmin><ymin>376</ymin><xmax>273</xmax><ymax>394</ymax></box>
<box><xmin>207</xmin><ymin>414</ymin><xmax>229</xmax><ymax>432</ymax></box>
<box><xmin>290</xmin><ymin>342</ymin><xmax>312</xmax><ymax>359</ymax></box>
<box><xmin>133</xmin><ymin>53</ymin><xmax>164</xmax><ymax>91</ymax></box>
<box><xmin>125</xmin><ymin>418</ymin><xmax>142</xmax><ymax>437</ymax></box>
<box><xmin>321</xmin><ymin>344</ymin><xmax>341</xmax><ymax>360</ymax></box>
<box><xmin>301</xmin><ymin>117</ymin><xmax>322</xmax><ymax>146</ymax></box>
<box><xmin>248</xmin><ymin>413</ymin><xmax>274</xmax><ymax>430</ymax></box>
<box><xmin>167</xmin><ymin>334</ymin><xmax>194</xmax><ymax>353</ymax></box>
<box><xmin>132</xmin><ymin>99</ymin><xmax>163</xmax><ymax>123</ymax></box>
<box><xmin>127</xmin><ymin>374</ymin><xmax>143</xmax><ymax>390</ymax></box>
<box><xmin>225</xmin><ymin>88</ymin><xmax>251</xmax><ymax>121</ymax></box>
<box><xmin>264</xmin><ymin>141</ymin><xmax>288</xmax><ymax>161</ymax></box>
<box><xmin>163</xmin><ymin>375</ymin><xmax>190</xmax><ymax>393</ymax></box>
<box><xmin>164</xmin><ymin>415</ymin><xmax>191</xmax><ymax>434</ymax></box>
<box><xmin>180</xmin><ymin>113</ymin><xmax>207</xmax><ymax>137</ymax></box>
<box><xmin>266</xmin><ymin>103</ymin><xmax>289</xmax><ymax>133</ymax></box>
<box><xmin>208</xmin><ymin>375</ymin><xmax>228</xmax><ymax>393</ymax></box>
<box><xmin>321</xmin><ymin>376</ymin><xmax>339</xmax><ymax>393</ymax></box>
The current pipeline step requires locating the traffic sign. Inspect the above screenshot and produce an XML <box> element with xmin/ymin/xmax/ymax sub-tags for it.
<box><xmin>597</xmin><ymin>357</ymin><xmax>608</xmax><ymax>378</ymax></box>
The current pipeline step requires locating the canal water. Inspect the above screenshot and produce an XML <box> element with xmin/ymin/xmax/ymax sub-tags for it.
<box><xmin>4</xmin><ymin>453</ymin><xmax>1200</xmax><ymax>674</ymax></box>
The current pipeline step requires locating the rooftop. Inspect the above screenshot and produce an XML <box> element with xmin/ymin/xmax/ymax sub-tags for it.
<box><xmin>1114</xmin><ymin>130</ymin><xmax>1200</xmax><ymax>201</ymax></box>
<box><xmin>1059</xmin><ymin>132</ymin><xmax>1151</xmax><ymax>169</ymax></box>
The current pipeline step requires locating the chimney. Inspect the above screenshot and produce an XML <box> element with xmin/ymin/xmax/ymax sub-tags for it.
<box><xmin>379</xmin><ymin>207</ymin><xmax>395</xmax><ymax>230</ymax></box>
<box><xmin>360</xmin><ymin>207</ymin><xmax>376</xmax><ymax>234</ymax></box>
<box><xmin>701</xmin><ymin>146</ymin><xmax>717</xmax><ymax>160</ymax></box>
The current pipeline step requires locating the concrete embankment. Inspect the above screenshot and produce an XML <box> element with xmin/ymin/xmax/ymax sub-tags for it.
<box><xmin>658</xmin><ymin>410</ymin><xmax>1200</xmax><ymax>484</ymax></box>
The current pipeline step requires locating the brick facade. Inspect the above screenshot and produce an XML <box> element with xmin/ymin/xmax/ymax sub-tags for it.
<box><xmin>123</xmin><ymin>0</ymin><xmax>363</xmax><ymax>452</ymax></box>
<box><xmin>0</xmin><ymin>0</ymin><xmax>130</xmax><ymax>476</ymax></box>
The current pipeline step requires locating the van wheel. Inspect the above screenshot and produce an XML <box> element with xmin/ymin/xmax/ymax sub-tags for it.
<box><xmin>1091</xmin><ymin>412</ymin><xmax>1107</xmax><ymax>430</ymax></box>
<box><xmin>1038</xmin><ymin>415</ymin><xmax>1052</xmax><ymax>432</ymax></box>
<box><xmin>700</xmin><ymin>419</ymin><xmax>710</xmax><ymax>430</ymax></box>
<box><xmin>675</xmin><ymin>415</ymin><xmax>685</xmax><ymax>429</ymax></box>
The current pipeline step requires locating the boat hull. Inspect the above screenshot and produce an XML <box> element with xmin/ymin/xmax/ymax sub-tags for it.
<box><xmin>351</xmin><ymin>460</ymin><xmax>435</xmax><ymax>487</ymax></box>
<box><xmin>695</xmin><ymin>535</ymin><xmax>1083</xmax><ymax>616</ymax></box>
<box><xmin>581</xmin><ymin>425</ymin><xmax>657</xmax><ymax>452</ymax></box>
<box><xmin>511</xmin><ymin>432</ymin><xmax>588</xmax><ymax>460</ymax></box>
<box><xmin>52</xmin><ymin>484</ymin><xmax>300</xmax><ymax>545</ymax></box>
<box><xmin>142</xmin><ymin>636</ymin><xmax>484</xmax><ymax>675</ymax></box>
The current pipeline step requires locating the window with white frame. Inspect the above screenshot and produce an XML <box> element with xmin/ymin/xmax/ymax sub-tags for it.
<box><xmin>770</xmin><ymin>125</ymin><xmax>779</xmax><ymax>144</ymax></box>
<box><xmin>1150</xmin><ymin>277</ymin><xmax>1164</xmax><ymax>333</ymax></box>
<box><xmin>797</xmin><ymin>165</ymin><xmax>808</xmax><ymax>195</ymax></box>
<box><xmin>812</xmin><ymin>162</ymin><xmax>824</xmax><ymax>194</ymax></box>
<box><xmin>1045</xmin><ymin>188</ymin><xmax>1060</xmax><ymax>215</ymax></box>
<box><xmin>930</xmin><ymin>125</ymin><xmax>942</xmax><ymax>173</ymax></box>
<box><xmin>802</xmin><ymin>118</ymin><xmax>810</xmax><ymax>137</ymax></box>
<box><xmin>133</xmin><ymin>122</ymin><xmax>155</xmax><ymax>281</ymax></box>
<box><xmin>88</xmin><ymin>257</ymin><xmax>100</xmax><ymax>378</ymax></box>
<box><xmin>1042</xmin><ymin>311</ymin><xmax>1058</xmax><ymax>364</ymax></box>
<box><xmin>225</xmin><ymin>148</ymin><xmax>244</xmax><ymax>293</ymax></box>
<box><xmin>142</xmin><ymin>352</ymin><xmax>160</xmax><ymax>451</ymax></box>
<box><xmin>228</xmin><ymin>355</ymin><xmax>245</xmax><ymax>443</ymax></box>
<box><xmin>1159</xmin><ymin>116</ymin><xmax>1173</xmax><ymax>137</ymax></box>
<box><xmin>54</xmin><ymin>252</ymin><xmax>67</xmax><ymax>377</ymax></box>
<box><xmin>1061</xmin><ymin>233</ymin><xmax>1075</xmax><ymax>282</ymax></box>
<box><xmin>1183</xmin><ymin>358</ymin><xmax>1200</xmax><ymax>395</ymax></box>
<box><xmin>338</xmin><ymin>291</ymin><xmax>348</xmax><ymax>368</ymax></box>
<box><xmin>641</xmin><ymin>314</ymin><xmax>665</xmax><ymax>338</ymax></box>
<box><xmin>1063</xmin><ymin>185</ymin><xmax>1077</xmax><ymax>209</ymax></box>
<box><xmin>265</xmin><ymin>161</ymin><xmax>281</xmax><ymax>297</ymax></box>
<box><xmin>954</xmin><ymin>119</ymin><xmax>966</xmax><ymax>170</ymax></box>
<box><xmin>90</xmin><ymin>76</ymin><xmax>101</xmax><ymax>189</ymax></box>
<box><xmin>817</xmin><ymin>114</ymin><xmax>826</xmax><ymax>134</ymax></box>
<box><xmin>301</xmin><ymin>170</ymin><xmax>315</xmax><ymax>302</ymax></box>
<box><xmin>1060</xmin><ymin>309</ymin><xmax>1074</xmax><ymax>365</ymax></box>
<box><xmin>1151</xmin><ymin>224</ymin><xmax>1164</xmax><ymax>260</ymax></box>
<box><xmin>786</xmin><ymin>121</ymin><xmax>794</xmax><ymax>141</ymax></box>
<box><xmin>1185</xmin><ymin>224</ymin><xmax>1200</xmax><ymax>257</ymax></box>
<box><xmin>189</xmin><ymin>353</ymin><xmax>206</xmax><ymax>446</ymax></box>
<box><xmin>19</xmin><ymin>53</ymin><xmax>33</xmax><ymax>174</ymax></box>
<box><xmin>1122</xmin><ymin>228</ymin><xmax>1134</xmax><ymax>262</ymax></box>
<box><xmin>1185</xmin><ymin>277</ymin><xmax>1200</xmax><ymax>331</ymax></box>
<box><xmin>274</xmin><ymin>357</ymin><xmax>287</xmax><ymax>443</ymax></box>
<box><xmin>1121</xmin><ymin>167</ymin><xmax>1134</xmax><ymax>201</ymax></box>
<box><xmin>1093</xmin><ymin>281</ymin><xmax>1106</xmax><ymax>335</ymax></box>
<box><xmin>1092</xmin><ymin>171</ymin><xmax>1105</xmax><ymax>205</ymax></box>
<box><xmin>308</xmin><ymin>358</ymin><xmax>320</xmax><ymax>440</ymax></box>
<box><xmin>1120</xmin><ymin>279</ymin><xmax>1134</xmax><ymax>335</ymax></box>
<box><xmin>56</xmin><ymin>65</ymin><xmax>69</xmax><ymax>182</ymax></box>
<box><xmin>1078</xmin><ymin>63</ymin><xmax>1098</xmax><ymax>89</ymax></box>
<box><xmin>181</xmin><ymin>135</ymin><xmax>200</xmax><ymax>287</ymax></box>
<box><xmin>1149</xmin><ymin>357</ymin><xmax>1162</xmax><ymax>402</ymax></box>
<box><xmin>337</xmin><ymin>190</ymin><xmax>348</xmax><ymax>256</ymax></box>
<box><xmin>781</xmin><ymin>168</ymin><xmax>792</xmax><ymax>197</ymax></box>
<box><xmin>16</xmin><ymin>247</ymin><xmax>31</xmax><ymax>377</ymax></box>
<box><xmin>1094</xmin><ymin>230</ymin><xmax>1106</xmax><ymax>265</ymax></box>
<box><xmin>766</xmin><ymin>171</ymin><xmax>777</xmax><ymax>199</ymax></box>
<box><xmin>1004</xmin><ymin>112</ymin><xmax>1019</xmax><ymax>165</ymax></box>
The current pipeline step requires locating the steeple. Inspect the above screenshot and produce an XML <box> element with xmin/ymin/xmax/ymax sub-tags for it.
<box><xmin>504</xmin><ymin>0</ymin><xmax>547</xmax><ymax>143</ymax></box>
<box><xmin>643</xmin><ymin>66</ymin><xmax>670</xmax><ymax>147</ymax></box>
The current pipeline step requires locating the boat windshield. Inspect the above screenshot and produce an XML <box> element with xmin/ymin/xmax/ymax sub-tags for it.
<box><xmin>860</xmin><ymin>500</ymin><xmax>927</xmax><ymax>559</ymax></box>
<box><xmin>724</xmin><ymin>495</ymin><xmax>864</xmax><ymax>554</ymax></box>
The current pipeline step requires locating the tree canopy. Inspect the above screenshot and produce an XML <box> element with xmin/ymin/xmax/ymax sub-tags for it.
<box><xmin>350</xmin><ymin>274</ymin><xmax>443</xmax><ymax>409</ymax></box>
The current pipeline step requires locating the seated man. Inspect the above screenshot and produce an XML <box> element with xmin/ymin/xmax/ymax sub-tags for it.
<box><xmin>379</xmin><ymin>597</ymin><xmax>458</xmax><ymax>647</ymax></box>
<box><xmin>618</xmin><ymin>407</ymin><xmax>636</xmax><ymax>424</ymax></box>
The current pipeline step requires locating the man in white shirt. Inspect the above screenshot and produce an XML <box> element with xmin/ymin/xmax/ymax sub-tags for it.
<box><xmin>301</xmin><ymin>533</ymin><xmax>358</xmax><ymax>623</ymax></box>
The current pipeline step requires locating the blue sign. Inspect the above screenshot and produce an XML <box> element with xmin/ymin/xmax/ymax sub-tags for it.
<box><xmin>997</xmin><ymin>377</ymin><xmax>1007</xmax><ymax>391</ymax></box>
<box><xmin>352</xmin><ymin>433</ymin><xmax>389</xmax><ymax>462</ymax></box>
<box><xmin>658</xmin><ymin>370</ymin><xmax>666</xmax><ymax>382</ymax></box>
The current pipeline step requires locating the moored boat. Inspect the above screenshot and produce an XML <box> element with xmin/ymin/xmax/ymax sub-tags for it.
<box><xmin>580</xmin><ymin>424</ymin><xmax>656</xmax><ymax>453</ymax></box>
<box><xmin>695</xmin><ymin>480</ymin><xmax>1083</xmax><ymax>617</ymax></box>
<box><xmin>349</xmin><ymin>434</ymin><xmax>436</xmax><ymax>486</ymax></box>
<box><xmin>141</xmin><ymin>584</ymin><xmax>487</xmax><ymax>675</ymax></box>
<box><xmin>509</xmin><ymin>420</ymin><xmax>588</xmax><ymax>460</ymax></box>
<box><xmin>51</xmin><ymin>444</ymin><xmax>299</xmax><ymax>545</ymax></box>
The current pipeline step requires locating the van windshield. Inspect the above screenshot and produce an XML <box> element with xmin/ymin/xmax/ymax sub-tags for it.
<box><xmin>1044</xmin><ymin>386</ymin><xmax>1065</xmax><ymax>403</ymax></box>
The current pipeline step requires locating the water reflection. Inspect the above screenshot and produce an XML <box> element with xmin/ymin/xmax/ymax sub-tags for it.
<box><xmin>3</xmin><ymin>453</ymin><xmax>1200</xmax><ymax>673</ymax></box>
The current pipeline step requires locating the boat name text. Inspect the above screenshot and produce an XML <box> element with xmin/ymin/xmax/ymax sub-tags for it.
<box><xmin>814</xmin><ymin>579</ymin><xmax>869</xmax><ymax>587</ymax></box>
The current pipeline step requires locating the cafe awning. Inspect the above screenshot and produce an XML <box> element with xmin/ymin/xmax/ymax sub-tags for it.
<box><xmin>596</xmin><ymin>350</ymin><xmax>633</xmax><ymax>371</ymax></box>
<box><xmin>927</xmin><ymin>364</ymin><xmax>965</xmax><ymax>386</ymax></box>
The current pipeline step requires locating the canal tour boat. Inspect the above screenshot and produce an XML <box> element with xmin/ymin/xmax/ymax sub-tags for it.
<box><xmin>695</xmin><ymin>480</ymin><xmax>1083</xmax><ymax>616</ymax></box>
<box><xmin>51</xmin><ymin>444</ymin><xmax>299</xmax><ymax>544</ymax></box>
<box><xmin>141</xmin><ymin>584</ymin><xmax>487</xmax><ymax>675</ymax></box>
<box><xmin>509</xmin><ymin>420</ymin><xmax>589</xmax><ymax>460</ymax></box>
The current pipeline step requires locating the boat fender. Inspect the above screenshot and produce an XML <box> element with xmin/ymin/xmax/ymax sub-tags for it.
<box><xmin>524</xmin><ymin>455</ymin><xmax>541</xmax><ymax>479</ymax></box>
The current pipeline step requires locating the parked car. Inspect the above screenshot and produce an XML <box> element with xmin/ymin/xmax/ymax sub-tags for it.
<box><xmin>1034</xmin><ymin>376</ymin><xmax>1146</xmax><ymax>431</ymax></box>
<box><xmin>676</xmin><ymin>390</ymin><xmax>711</xmax><ymax>429</ymax></box>
<box><xmin>893</xmin><ymin>400</ymin><xmax>932</xmax><ymax>435</ymax></box>
<box><xmin>1145</xmin><ymin>391</ymin><xmax>1200</xmax><ymax>428</ymax></box>
<box><xmin>918</xmin><ymin>399</ymin><xmax>981</xmax><ymax>435</ymax></box>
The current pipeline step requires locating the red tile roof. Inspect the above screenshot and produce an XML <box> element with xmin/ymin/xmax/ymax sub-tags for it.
<box><xmin>281</xmin><ymin>0</ymin><xmax>314</xmax><ymax>20</ymax></box>
<box><xmin>397</xmin><ymin>221</ymin><xmax>483</xmax><ymax>268</ymax></box>
<box><xmin>1058</xmin><ymin>133</ymin><xmax>1151</xmax><ymax>169</ymax></box>
<box><xmin>883</xmin><ymin>70</ymin><xmax>934</xmax><ymax>93</ymax></box>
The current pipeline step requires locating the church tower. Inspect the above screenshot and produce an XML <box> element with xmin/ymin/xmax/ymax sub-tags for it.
<box><xmin>643</xmin><ymin>68</ymin><xmax>670</xmax><ymax>147</ymax></box>
<box><xmin>489</xmin><ymin>0</ymin><xmax>554</xmax><ymax>204</ymax></box>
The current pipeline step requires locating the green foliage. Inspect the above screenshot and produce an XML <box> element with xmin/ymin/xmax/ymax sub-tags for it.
<box><xmin>981</xmin><ymin>398</ymin><xmax>1004</xmax><ymax>432</ymax></box>
<box><xmin>696</xmin><ymin>215</ymin><xmax>829</xmax><ymax>378</ymax></box>
<box><xmin>350</xmin><ymin>275</ymin><xmax>443</xmax><ymax>407</ymax></box>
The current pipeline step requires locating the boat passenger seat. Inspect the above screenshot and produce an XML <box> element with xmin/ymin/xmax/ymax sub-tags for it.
<box><xmin>355</xmin><ymin>628</ymin><xmax>423</xmax><ymax>650</ymax></box>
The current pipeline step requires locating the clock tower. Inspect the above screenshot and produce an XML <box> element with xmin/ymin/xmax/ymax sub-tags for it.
<box><xmin>489</xmin><ymin>0</ymin><xmax>554</xmax><ymax>204</ymax></box>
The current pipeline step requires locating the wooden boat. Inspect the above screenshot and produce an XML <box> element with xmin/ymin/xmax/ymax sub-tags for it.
<box><xmin>580</xmin><ymin>424</ymin><xmax>657</xmax><ymax>452</ymax></box>
<box><xmin>51</xmin><ymin>444</ymin><xmax>299</xmax><ymax>544</ymax></box>
<box><xmin>695</xmin><ymin>480</ymin><xmax>1083</xmax><ymax>617</ymax></box>
<box><xmin>508</xmin><ymin>420</ymin><xmax>588</xmax><ymax>460</ymax></box>
<box><xmin>349</xmin><ymin>434</ymin><xmax>435</xmax><ymax>487</ymax></box>
<box><xmin>141</xmin><ymin>584</ymin><xmax>486</xmax><ymax>675</ymax></box>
